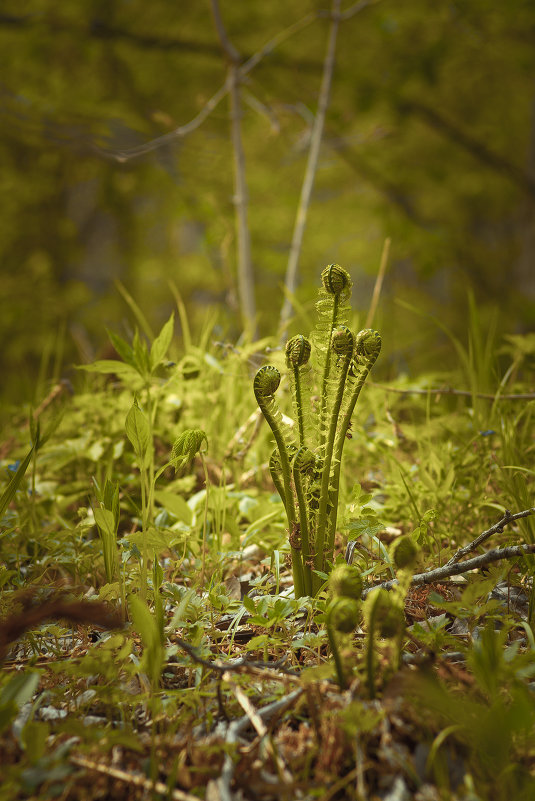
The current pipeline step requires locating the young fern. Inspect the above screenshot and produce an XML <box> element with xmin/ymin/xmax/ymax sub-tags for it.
<box><xmin>254</xmin><ymin>265</ymin><xmax>381</xmax><ymax>598</ymax></box>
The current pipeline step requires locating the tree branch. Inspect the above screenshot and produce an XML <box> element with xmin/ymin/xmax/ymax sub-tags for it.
<box><xmin>93</xmin><ymin>11</ymin><xmax>321</xmax><ymax>163</ymax></box>
<box><xmin>361</xmin><ymin>537</ymin><xmax>535</xmax><ymax>598</ymax></box>
<box><xmin>210</xmin><ymin>0</ymin><xmax>257</xmax><ymax>338</ymax></box>
<box><xmin>400</xmin><ymin>99</ymin><xmax>535</xmax><ymax>200</ymax></box>
<box><xmin>444</xmin><ymin>508</ymin><xmax>535</xmax><ymax>566</ymax></box>
<box><xmin>279</xmin><ymin>0</ymin><xmax>342</xmax><ymax>333</ymax></box>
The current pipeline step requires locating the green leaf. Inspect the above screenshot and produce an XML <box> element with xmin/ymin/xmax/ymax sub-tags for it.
<box><xmin>150</xmin><ymin>312</ymin><xmax>174</xmax><ymax>370</ymax></box>
<box><xmin>107</xmin><ymin>330</ymin><xmax>136</xmax><ymax>367</ymax></box>
<box><xmin>125</xmin><ymin>400</ymin><xmax>151</xmax><ymax>465</ymax></box>
<box><xmin>77</xmin><ymin>360</ymin><xmax>141</xmax><ymax>379</ymax></box>
<box><xmin>153</xmin><ymin>490</ymin><xmax>192</xmax><ymax>525</ymax></box>
<box><xmin>126</xmin><ymin>526</ymin><xmax>169</xmax><ymax>552</ymax></box>
<box><xmin>128</xmin><ymin>595</ymin><xmax>163</xmax><ymax>687</ymax></box>
<box><xmin>94</xmin><ymin>507</ymin><xmax>116</xmax><ymax>537</ymax></box>
<box><xmin>0</xmin><ymin>444</ymin><xmax>34</xmax><ymax>519</ymax></box>
<box><xmin>0</xmin><ymin>671</ymin><xmax>40</xmax><ymax>710</ymax></box>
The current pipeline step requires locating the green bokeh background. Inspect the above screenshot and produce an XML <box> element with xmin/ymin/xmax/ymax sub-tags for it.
<box><xmin>1</xmin><ymin>1</ymin><xmax>534</xmax><ymax>405</ymax></box>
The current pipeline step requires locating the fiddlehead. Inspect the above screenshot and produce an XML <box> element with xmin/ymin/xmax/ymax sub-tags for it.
<box><xmin>285</xmin><ymin>334</ymin><xmax>311</xmax><ymax>447</ymax></box>
<box><xmin>253</xmin><ymin>365</ymin><xmax>281</xmax><ymax>399</ymax></box>
<box><xmin>315</xmin><ymin>265</ymin><xmax>352</xmax><ymax>447</ymax></box>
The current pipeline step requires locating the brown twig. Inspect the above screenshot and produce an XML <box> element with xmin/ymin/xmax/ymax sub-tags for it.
<box><xmin>279</xmin><ymin>0</ymin><xmax>342</xmax><ymax>333</ymax></box>
<box><xmin>365</xmin><ymin>237</ymin><xmax>391</xmax><ymax>329</ymax></box>
<box><xmin>94</xmin><ymin>12</ymin><xmax>320</xmax><ymax>163</ymax></box>
<box><xmin>362</xmin><ymin>543</ymin><xmax>535</xmax><ymax>597</ymax></box>
<box><xmin>356</xmin><ymin>510</ymin><xmax>535</xmax><ymax>598</ymax></box>
<box><xmin>70</xmin><ymin>756</ymin><xmax>199</xmax><ymax>801</ymax></box>
<box><xmin>211</xmin><ymin>0</ymin><xmax>257</xmax><ymax>338</ymax></box>
<box><xmin>444</xmin><ymin>508</ymin><xmax>534</xmax><ymax>566</ymax></box>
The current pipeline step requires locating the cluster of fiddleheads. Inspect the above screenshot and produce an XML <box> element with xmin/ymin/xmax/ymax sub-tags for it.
<box><xmin>254</xmin><ymin>265</ymin><xmax>382</xmax><ymax>598</ymax></box>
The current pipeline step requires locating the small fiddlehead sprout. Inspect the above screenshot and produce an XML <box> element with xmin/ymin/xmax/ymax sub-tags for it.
<box><xmin>253</xmin><ymin>365</ymin><xmax>281</xmax><ymax>399</ymax></box>
<box><xmin>391</xmin><ymin>536</ymin><xmax>419</xmax><ymax>571</ymax></box>
<box><xmin>331</xmin><ymin>325</ymin><xmax>355</xmax><ymax>357</ymax></box>
<box><xmin>329</xmin><ymin>564</ymin><xmax>363</xmax><ymax>600</ymax></box>
<box><xmin>353</xmin><ymin>329</ymin><xmax>382</xmax><ymax>369</ymax></box>
<box><xmin>285</xmin><ymin>334</ymin><xmax>311</xmax><ymax>368</ymax></box>
<box><xmin>321</xmin><ymin>264</ymin><xmax>352</xmax><ymax>297</ymax></box>
<box><xmin>286</xmin><ymin>335</ymin><xmax>311</xmax><ymax>446</ymax></box>
<box><xmin>364</xmin><ymin>588</ymin><xmax>405</xmax><ymax>698</ymax></box>
<box><xmin>326</xmin><ymin>593</ymin><xmax>361</xmax><ymax>689</ymax></box>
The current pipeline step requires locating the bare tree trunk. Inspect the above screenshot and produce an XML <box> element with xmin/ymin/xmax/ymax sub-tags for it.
<box><xmin>211</xmin><ymin>0</ymin><xmax>257</xmax><ymax>339</ymax></box>
<box><xmin>279</xmin><ymin>0</ymin><xmax>341</xmax><ymax>334</ymax></box>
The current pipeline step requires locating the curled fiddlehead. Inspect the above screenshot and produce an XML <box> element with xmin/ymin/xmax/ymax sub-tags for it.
<box><xmin>316</xmin><ymin>265</ymin><xmax>353</xmax><ymax>447</ymax></box>
<box><xmin>321</xmin><ymin>263</ymin><xmax>352</xmax><ymax>298</ymax></box>
<box><xmin>285</xmin><ymin>334</ymin><xmax>311</xmax><ymax>447</ymax></box>
<box><xmin>253</xmin><ymin>365</ymin><xmax>281</xmax><ymax>399</ymax></box>
<box><xmin>254</xmin><ymin>365</ymin><xmax>305</xmax><ymax>597</ymax></box>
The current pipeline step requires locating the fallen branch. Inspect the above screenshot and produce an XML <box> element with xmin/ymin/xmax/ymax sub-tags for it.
<box><xmin>208</xmin><ymin>688</ymin><xmax>303</xmax><ymax>801</ymax></box>
<box><xmin>70</xmin><ymin>755</ymin><xmax>199</xmax><ymax>801</ymax></box>
<box><xmin>445</xmin><ymin>508</ymin><xmax>535</xmax><ymax>566</ymax></box>
<box><xmin>361</xmin><ymin>541</ymin><xmax>535</xmax><ymax>598</ymax></box>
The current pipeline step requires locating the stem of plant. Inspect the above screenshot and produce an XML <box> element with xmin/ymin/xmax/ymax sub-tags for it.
<box><xmin>314</xmin><ymin>347</ymin><xmax>352</xmax><ymax>591</ymax></box>
<box><xmin>293</xmin><ymin>457</ymin><xmax>313</xmax><ymax>596</ymax></box>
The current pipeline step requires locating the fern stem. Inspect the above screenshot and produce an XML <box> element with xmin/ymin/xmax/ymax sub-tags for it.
<box><xmin>313</xmin><ymin>339</ymin><xmax>352</xmax><ymax>590</ymax></box>
<box><xmin>319</xmin><ymin>295</ymin><xmax>339</xmax><ymax>448</ymax></box>
<box><xmin>254</xmin><ymin>367</ymin><xmax>305</xmax><ymax>597</ymax></box>
<box><xmin>293</xmin><ymin>449</ymin><xmax>315</xmax><ymax>596</ymax></box>
<box><xmin>328</xmin><ymin>368</ymin><xmax>370</xmax><ymax>552</ymax></box>
<box><xmin>327</xmin><ymin>333</ymin><xmax>381</xmax><ymax>553</ymax></box>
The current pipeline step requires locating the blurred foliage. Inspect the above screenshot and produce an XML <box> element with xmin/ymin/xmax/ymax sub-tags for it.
<box><xmin>1</xmin><ymin>0</ymin><xmax>534</xmax><ymax>404</ymax></box>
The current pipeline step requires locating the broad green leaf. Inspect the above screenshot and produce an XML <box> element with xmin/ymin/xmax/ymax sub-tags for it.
<box><xmin>126</xmin><ymin>526</ymin><xmax>169</xmax><ymax>552</ymax></box>
<box><xmin>0</xmin><ymin>671</ymin><xmax>40</xmax><ymax>709</ymax></box>
<box><xmin>125</xmin><ymin>400</ymin><xmax>151</xmax><ymax>464</ymax></box>
<box><xmin>153</xmin><ymin>490</ymin><xmax>192</xmax><ymax>525</ymax></box>
<box><xmin>107</xmin><ymin>330</ymin><xmax>136</xmax><ymax>368</ymax></box>
<box><xmin>128</xmin><ymin>595</ymin><xmax>163</xmax><ymax>687</ymax></box>
<box><xmin>150</xmin><ymin>312</ymin><xmax>174</xmax><ymax>370</ymax></box>
<box><xmin>132</xmin><ymin>330</ymin><xmax>151</xmax><ymax>378</ymax></box>
<box><xmin>94</xmin><ymin>507</ymin><xmax>116</xmax><ymax>538</ymax></box>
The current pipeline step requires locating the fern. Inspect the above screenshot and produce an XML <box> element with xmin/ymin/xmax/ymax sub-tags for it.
<box><xmin>254</xmin><ymin>265</ymin><xmax>381</xmax><ymax>598</ymax></box>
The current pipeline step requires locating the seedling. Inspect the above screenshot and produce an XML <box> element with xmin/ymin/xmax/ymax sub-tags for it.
<box><xmin>254</xmin><ymin>265</ymin><xmax>381</xmax><ymax>596</ymax></box>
